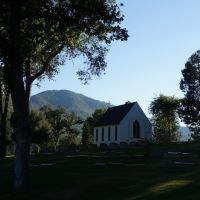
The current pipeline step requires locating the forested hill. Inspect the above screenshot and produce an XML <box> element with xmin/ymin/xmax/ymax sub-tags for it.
<box><xmin>31</xmin><ymin>90</ymin><xmax>112</xmax><ymax>119</ymax></box>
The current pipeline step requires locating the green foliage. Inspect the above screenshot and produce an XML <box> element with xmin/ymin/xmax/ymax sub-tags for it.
<box><xmin>82</xmin><ymin>117</ymin><xmax>94</xmax><ymax>145</ymax></box>
<box><xmin>180</xmin><ymin>50</ymin><xmax>200</xmax><ymax>141</ymax></box>
<box><xmin>0</xmin><ymin>0</ymin><xmax>128</xmax><ymax>86</ymax></box>
<box><xmin>40</xmin><ymin>106</ymin><xmax>81</xmax><ymax>149</ymax></box>
<box><xmin>92</xmin><ymin>108</ymin><xmax>106</xmax><ymax>124</ymax></box>
<box><xmin>29</xmin><ymin>107</ymin><xmax>82</xmax><ymax>147</ymax></box>
<box><xmin>189</xmin><ymin>127</ymin><xmax>200</xmax><ymax>141</ymax></box>
<box><xmin>149</xmin><ymin>94</ymin><xmax>180</xmax><ymax>142</ymax></box>
<box><xmin>81</xmin><ymin>108</ymin><xmax>106</xmax><ymax>145</ymax></box>
<box><xmin>29</xmin><ymin>110</ymin><xmax>52</xmax><ymax>145</ymax></box>
<box><xmin>59</xmin><ymin>132</ymin><xmax>80</xmax><ymax>146</ymax></box>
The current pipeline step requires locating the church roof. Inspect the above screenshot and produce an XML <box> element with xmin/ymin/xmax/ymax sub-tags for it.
<box><xmin>95</xmin><ymin>102</ymin><xmax>136</xmax><ymax>126</ymax></box>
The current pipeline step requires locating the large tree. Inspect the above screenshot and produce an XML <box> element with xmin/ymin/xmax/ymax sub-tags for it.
<box><xmin>149</xmin><ymin>95</ymin><xmax>180</xmax><ymax>142</ymax></box>
<box><xmin>41</xmin><ymin>106</ymin><xmax>82</xmax><ymax>149</ymax></box>
<box><xmin>0</xmin><ymin>0</ymin><xmax>128</xmax><ymax>190</ymax></box>
<box><xmin>180</xmin><ymin>50</ymin><xmax>200</xmax><ymax>140</ymax></box>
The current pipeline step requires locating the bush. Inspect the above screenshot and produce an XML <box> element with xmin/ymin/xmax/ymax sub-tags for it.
<box><xmin>109</xmin><ymin>143</ymin><xmax>119</xmax><ymax>149</ymax></box>
<box><xmin>100</xmin><ymin>143</ymin><xmax>108</xmax><ymax>149</ymax></box>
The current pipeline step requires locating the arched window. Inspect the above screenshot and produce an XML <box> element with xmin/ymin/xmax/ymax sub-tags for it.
<box><xmin>133</xmin><ymin>120</ymin><xmax>140</xmax><ymax>138</ymax></box>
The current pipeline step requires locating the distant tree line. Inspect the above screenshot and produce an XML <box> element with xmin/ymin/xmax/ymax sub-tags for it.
<box><xmin>0</xmin><ymin>105</ymin><xmax>83</xmax><ymax>157</ymax></box>
<box><xmin>0</xmin><ymin>105</ymin><xmax>107</xmax><ymax>157</ymax></box>
<box><xmin>30</xmin><ymin>106</ymin><xmax>83</xmax><ymax>150</ymax></box>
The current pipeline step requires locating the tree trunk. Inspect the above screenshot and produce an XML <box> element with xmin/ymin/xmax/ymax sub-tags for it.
<box><xmin>0</xmin><ymin>83</ymin><xmax>4</xmax><ymax>158</ymax></box>
<box><xmin>0</xmin><ymin>127</ymin><xmax>6</xmax><ymax>158</ymax></box>
<box><xmin>9</xmin><ymin>75</ymin><xmax>31</xmax><ymax>191</ymax></box>
<box><xmin>12</xmin><ymin>90</ymin><xmax>31</xmax><ymax>192</ymax></box>
<box><xmin>0</xmin><ymin>86</ymin><xmax>10</xmax><ymax>159</ymax></box>
<box><xmin>14</xmin><ymin>133</ymin><xmax>30</xmax><ymax>192</ymax></box>
<box><xmin>0</xmin><ymin>111</ymin><xmax>7</xmax><ymax>158</ymax></box>
<box><xmin>2</xmin><ymin>0</ymin><xmax>32</xmax><ymax>192</ymax></box>
<box><xmin>8</xmin><ymin>56</ymin><xmax>31</xmax><ymax>192</ymax></box>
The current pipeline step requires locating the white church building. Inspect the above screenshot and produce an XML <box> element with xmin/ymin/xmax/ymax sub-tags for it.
<box><xmin>93</xmin><ymin>102</ymin><xmax>152</xmax><ymax>146</ymax></box>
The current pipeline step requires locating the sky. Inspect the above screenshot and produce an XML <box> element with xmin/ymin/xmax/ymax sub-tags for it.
<box><xmin>32</xmin><ymin>0</ymin><xmax>200</xmax><ymax>117</ymax></box>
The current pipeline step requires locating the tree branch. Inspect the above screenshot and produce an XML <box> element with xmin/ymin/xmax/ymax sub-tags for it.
<box><xmin>30</xmin><ymin>43</ymin><xmax>65</xmax><ymax>83</ymax></box>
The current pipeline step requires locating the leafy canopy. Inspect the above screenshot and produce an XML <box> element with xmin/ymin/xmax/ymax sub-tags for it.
<box><xmin>29</xmin><ymin>109</ymin><xmax>52</xmax><ymax>145</ymax></box>
<box><xmin>40</xmin><ymin>106</ymin><xmax>81</xmax><ymax>148</ymax></box>
<box><xmin>0</xmin><ymin>0</ymin><xmax>128</xmax><ymax>85</ymax></box>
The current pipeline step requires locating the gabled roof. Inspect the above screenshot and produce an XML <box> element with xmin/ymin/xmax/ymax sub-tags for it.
<box><xmin>95</xmin><ymin>102</ymin><xmax>136</xmax><ymax>126</ymax></box>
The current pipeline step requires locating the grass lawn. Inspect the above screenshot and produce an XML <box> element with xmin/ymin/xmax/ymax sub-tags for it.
<box><xmin>1</xmin><ymin>144</ymin><xmax>200</xmax><ymax>200</ymax></box>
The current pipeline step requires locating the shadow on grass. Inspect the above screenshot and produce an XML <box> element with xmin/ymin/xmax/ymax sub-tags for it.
<box><xmin>1</xmin><ymin>148</ymin><xmax>200</xmax><ymax>200</ymax></box>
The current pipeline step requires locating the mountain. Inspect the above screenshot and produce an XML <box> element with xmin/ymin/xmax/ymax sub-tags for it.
<box><xmin>179</xmin><ymin>127</ymin><xmax>191</xmax><ymax>141</ymax></box>
<box><xmin>31</xmin><ymin>90</ymin><xmax>112</xmax><ymax>119</ymax></box>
